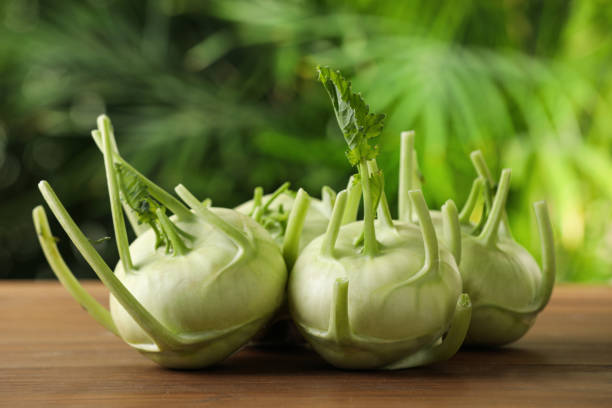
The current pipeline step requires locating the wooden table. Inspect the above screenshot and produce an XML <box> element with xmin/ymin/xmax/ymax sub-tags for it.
<box><xmin>1</xmin><ymin>282</ymin><xmax>610</xmax><ymax>407</ymax></box>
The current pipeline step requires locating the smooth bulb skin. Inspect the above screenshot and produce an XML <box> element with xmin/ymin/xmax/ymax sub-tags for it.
<box><xmin>289</xmin><ymin>220</ymin><xmax>462</xmax><ymax>369</ymax></box>
<box><xmin>458</xmin><ymin>234</ymin><xmax>543</xmax><ymax>346</ymax></box>
<box><xmin>109</xmin><ymin>209</ymin><xmax>287</xmax><ymax>368</ymax></box>
<box><xmin>429</xmin><ymin>170</ymin><xmax>554</xmax><ymax>347</ymax></box>
<box><xmin>35</xmin><ymin>115</ymin><xmax>291</xmax><ymax>369</ymax></box>
<box><xmin>429</xmin><ymin>213</ymin><xmax>537</xmax><ymax>346</ymax></box>
<box><xmin>236</xmin><ymin>191</ymin><xmax>331</xmax><ymax>347</ymax></box>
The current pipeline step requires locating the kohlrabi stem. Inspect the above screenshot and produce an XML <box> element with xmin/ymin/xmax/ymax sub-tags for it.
<box><xmin>358</xmin><ymin>161</ymin><xmax>378</xmax><ymax>257</ymax></box>
<box><xmin>92</xmin><ymin>117</ymin><xmax>148</xmax><ymax>237</ymax></box>
<box><xmin>328</xmin><ymin>277</ymin><xmax>351</xmax><ymax>344</ymax></box>
<box><xmin>367</xmin><ymin>160</ymin><xmax>394</xmax><ymax>229</ymax></box>
<box><xmin>92</xmin><ymin>128</ymin><xmax>193</xmax><ymax>222</ymax></box>
<box><xmin>342</xmin><ymin>175</ymin><xmax>361</xmax><ymax>225</ymax></box>
<box><xmin>470</xmin><ymin>150</ymin><xmax>495</xmax><ymax>194</ymax></box>
<box><xmin>478</xmin><ymin>168</ymin><xmax>511</xmax><ymax>247</ymax></box>
<box><xmin>534</xmin><ymin>201</ymin><xmax>556</xmax><ymax>312</ymax></box>
<box><xmin>38</xmin><ymin>181</ymin><xmax>185</xmax><ymax>351</ymax></box>
<box><xmin>442</xmin><ymin>200</ymin><xmax>461</xmax><ymax>266</ymax></box>
<box><xmin>32</xmin><ymin>205</ymin><xmax>119</xmax><ymax>335</ymax></box>
<box><xmin>250</xmin><ymin>187</ymin><xmax>263</xmax><ymax>217</ymax></box>
<box><xmin>253</xmin><ymin>206</ymin><xmax>264</xmax><ymax>223</ymax></box>
<box><xmin>399</xmin><ymin>130</ymin><xmax>415</xmax><ymax>222</ymax></box>
<box><xmin>385</xmin><ymin>293</ymin><xmax>471</xmax><ymax>369</ymax></box>
<box><xmin>408</xmin><ymin>190</ymin><xmax>438</xmax><ymax>270</ymax></box>
<box><xmin>458</xmin><ymin>177</ymin><xmax>485</xmax><ymax>224</ymax></box>
<box><xmin>470</xmin><ymin>150</ymin><xmax>513</xmax><ymax>237</ymax></box>
<box><xmin>175</xmin><ymin>184</ymin><xmax>253</xmax><ymax>251</ymax></box>
<box><xmin>321</xmin><ymin>190</ymin><xmax>348</xmax><ymax>258</ymax></box>
<box><xmin>282</xmin><ymin>188</ymin><xmax>310</xmax><ymax>269</ymax></box>
<box><xmin>156</xmin><ymin>208</ymin><xmax>189</xmax><ymax>256</ymax></box>
<box><xmin>262</xmin><ymin>182</ymin><xmax>290</xmax><ymax>212</ymax></box>
<box><xmin>101</xmin><ymin>125</ymin><xmax>133</xmax><ymax>272</ymax></box>
<box><xmin>321</xmin><ymin>186</ymin><xmax>337</xmax><ymax>216</ymax></box>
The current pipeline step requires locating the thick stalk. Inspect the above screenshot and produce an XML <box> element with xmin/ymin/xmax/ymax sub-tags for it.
<box><xmin>384</xmin><ymin>294</ymin><xmax>471</xmax><ymax>369</ymax></box>
<box><xmin>91</xmin><ymin>129</ymin><xmax>193</xmax><ymax>221</ymax></box>
<box><xmin>250</xmin><ymin>187</ymin><xmax>263</xmax><ymax>216</ymax></box>
<box><xmin>282</xmin><ymin>188</ymin><xmax>310</xmax><ymax>269</ymax></box>
<box><xmin>93</xmin><ymin>117</ymin><xmax>147</xmax><ymax>237</ymax></box>
<box><xmin>321</xmin><ymin>186</ymin><xmax>337</xmax><ymax>216</ymax></box>
<box><xmin>342</xmin><ymin>175</ymin><xmax>361</xmax><ymax>225</ymax></box>
<box><xmin>458</xmin><ymin>177</ymin><xmax>485</xmax><ymax>224</ymax></box>
<box><xmin>358</xmin><ymin>161</ymin><xmax>378</xmax><ymax>256</ymax></box>
<box><xmin>253</xmin><ymin>206</ymin><xmax>264</xmax><ymax>223</ymax></box>
<box><xmin>408</xmin><ymin>190</ymin><xmax>439</xmax><ymax>271</ymax></box>
<box><xmin>321</xmin><ymin>190</ymin><xmax>348</xmax><ymax>258</ymax></box>
<box><xmin>175</xmin><ymin>184</ymin><xmax>253</xmax><ymax>251</ymax></box>
<box><xmin>442</xmin><ymin>200</ymin><xmax>462</xmax><ymax>266</ymax></box>
<box><xmin>101</xmin><ymin>126</ymin><xmax>133</xmax><ymax>272</ymax></box>
<box><xmin>534</xmin><ymin>201</ymin><xmax>556</xmax><ymax>312</ymax></box>
<box><xmin>156</xmin><ymin>209</ymin><xmax>189</xmax><ymax>256</ymax></box>
<box><xmin>327</xmin><ymin>278</ymin><xmax>351</xmax><ymax>344</ymax></box>
<box><xmin>470</xmin><ymin>150</ymin><xmax>512</xmax><ymax>237</ymax></box>
<box><xmin>367</xmin><ymin>160</ymin><xmax>394</xmax><ymax>229</ymax></box>
<box><xmin>398</xmin><ymin>130</ymin><xmax>415</xmax><ymax>222</ymax></box>
<box><xmin>477</xmin><ymin>169</ymin><xmax>511</xmax><ymax>247</ymax></box>
<box><xmin>38</xmin><ymin>181</ymin><xmax>185</xmax><ymax>351</ymax></box>
<box><xmin>32</xmin><ymin>206</ymin><xmax>118</xmax><ymax>335</ymax></box>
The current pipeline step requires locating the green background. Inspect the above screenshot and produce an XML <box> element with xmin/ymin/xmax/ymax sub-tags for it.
<box><xmin>1</xmin><ymin>0</ymin><xmax>611</xmax><ymax>283</ymax></box>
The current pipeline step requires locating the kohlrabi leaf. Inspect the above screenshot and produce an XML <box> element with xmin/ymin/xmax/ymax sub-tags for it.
<box><xmin>115</xmin><ymin>163</ymin><xmax>174</xmax><ymax>252</ymax></box>
<box><xmin>317</xmin><ymin>66</ymin><xmax>385</xmax><ymax>166</ymax></box>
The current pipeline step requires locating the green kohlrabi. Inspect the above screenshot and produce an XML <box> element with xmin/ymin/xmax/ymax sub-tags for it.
<box><xmin>235</xmin><ymin>180</ymin><xmax>362</xmax><ymax>347</ymax></box>
<box><xmin>452</xmin><ymin>163</ymin><xmax>555</xmax><ymax>346</ymax></box>
<box><xmin>33</xmin><ymin>115</ymin><xmax>287</xmax><ymax>368</ymax></box>
<box><xmin>398</xmin><ymin>134</ymin><xmax>555</xmax><ymax>346</ymax></box>
<box><xmin>286</xmin><ymin>67</ymin><xmax>471</xmax><ymax>370</ymax></box>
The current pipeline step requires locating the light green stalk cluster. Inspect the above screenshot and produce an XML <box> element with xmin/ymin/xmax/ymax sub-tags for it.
<box><xmin>397</xmin><ymin>131</ymin><xmax>556</xmax><ymax>346</ymax></box>
<box><xmin>33</xmin><ymin>65</ymin><xmax>556</xmax><ymax>370</ymax></box>
<box><xmin>285</xmin><ymin>67</ymin><xmax>472</xmax><ymax>370</ymax></box>
<box><xmin>34</xmin><ymin>115</ymin><xmax>288</xmax><ymax>368</ymax></box>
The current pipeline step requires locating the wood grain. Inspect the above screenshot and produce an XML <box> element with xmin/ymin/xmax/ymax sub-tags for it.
<box><xmin>1</xmin><ymin>282</ymin><xmax>611</xmax><ymax>407</ymax></box>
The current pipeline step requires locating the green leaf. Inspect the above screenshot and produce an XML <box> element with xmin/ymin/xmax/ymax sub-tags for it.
<box><xmin>317</xmin><ymin>66</ymin><xmax>385</xmax><ymax>166</ymax></box>
<box><xmin>115</xmin><ymin>163</ymin><xmax>176</xmax><ymax>252</ymax></box>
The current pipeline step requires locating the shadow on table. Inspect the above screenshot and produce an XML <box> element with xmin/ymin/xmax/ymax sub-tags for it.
<box><xmin>158</xmin><ymin>344</ymin><xmax>551</xmax><ymax>378</ymax></box>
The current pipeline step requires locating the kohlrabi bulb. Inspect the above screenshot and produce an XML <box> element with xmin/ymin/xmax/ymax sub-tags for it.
<box><xmin>456</xmin><ymin>168</ymin><xmax>555</xmax><ymax>346</ymax></box>
<box><xmin>33</xmin><ymin>115</ymin><xmax>287</xmax><ymax>368</ymax></box>
<box><xmin>395</xmin><ymin>133</ymin><xmax>555</xmax><ymax>347</ymax></box>
<box><xmin>236</xmin><ymin>178</ymin><xmax>363</xmax><ymax>347</ymax></box>
<box><xmin>289</xmin><ymin>189</ymin><xmax>469</xmax><ymax>369</ymax></box>
<box><xmin>288</xmin><ymin>66</ymin><xmax>472</xmax><ymax>370</ymax></box>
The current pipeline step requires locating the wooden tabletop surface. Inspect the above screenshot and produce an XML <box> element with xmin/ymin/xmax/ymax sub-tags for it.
<box><xmin>1</xmin><ymin>281</ymin><xmax>610</xmax><ymax>407</ymax></box>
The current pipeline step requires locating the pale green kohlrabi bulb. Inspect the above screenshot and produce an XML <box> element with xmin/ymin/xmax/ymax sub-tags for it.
<box><xmin>456</xmin><ymin>167</ymin><xmax>555</xmax><ymax>346</ymax></box>
<box><xmin>235</xmin><ymin>179</ymin><xmax>362</xmax><ymax>347</ymax></box>
<box><xmin>289</xmin><ymin>187</ymin><xmax>471</xmax><ymax>370</ymax></box>
<box><xmin>33</xmin><ymin>115</ymin><xmax>287</xmax><ymax>368</ymax></box>
<box><xmin>298</xmin><ymin>66</ymin><xmax>471</xmax><ymax>369</ymax></box>
<box><xmin>396</xmin><ymin>132</ymin><xmax>555</xmax><ymax>347</ymax></box>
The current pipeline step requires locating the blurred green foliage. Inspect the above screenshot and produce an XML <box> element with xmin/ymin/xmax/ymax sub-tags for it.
<box><xmin>0</xmin><ymin>0</ymin><xmax>610</xmax><ymax>282</ymax></box>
